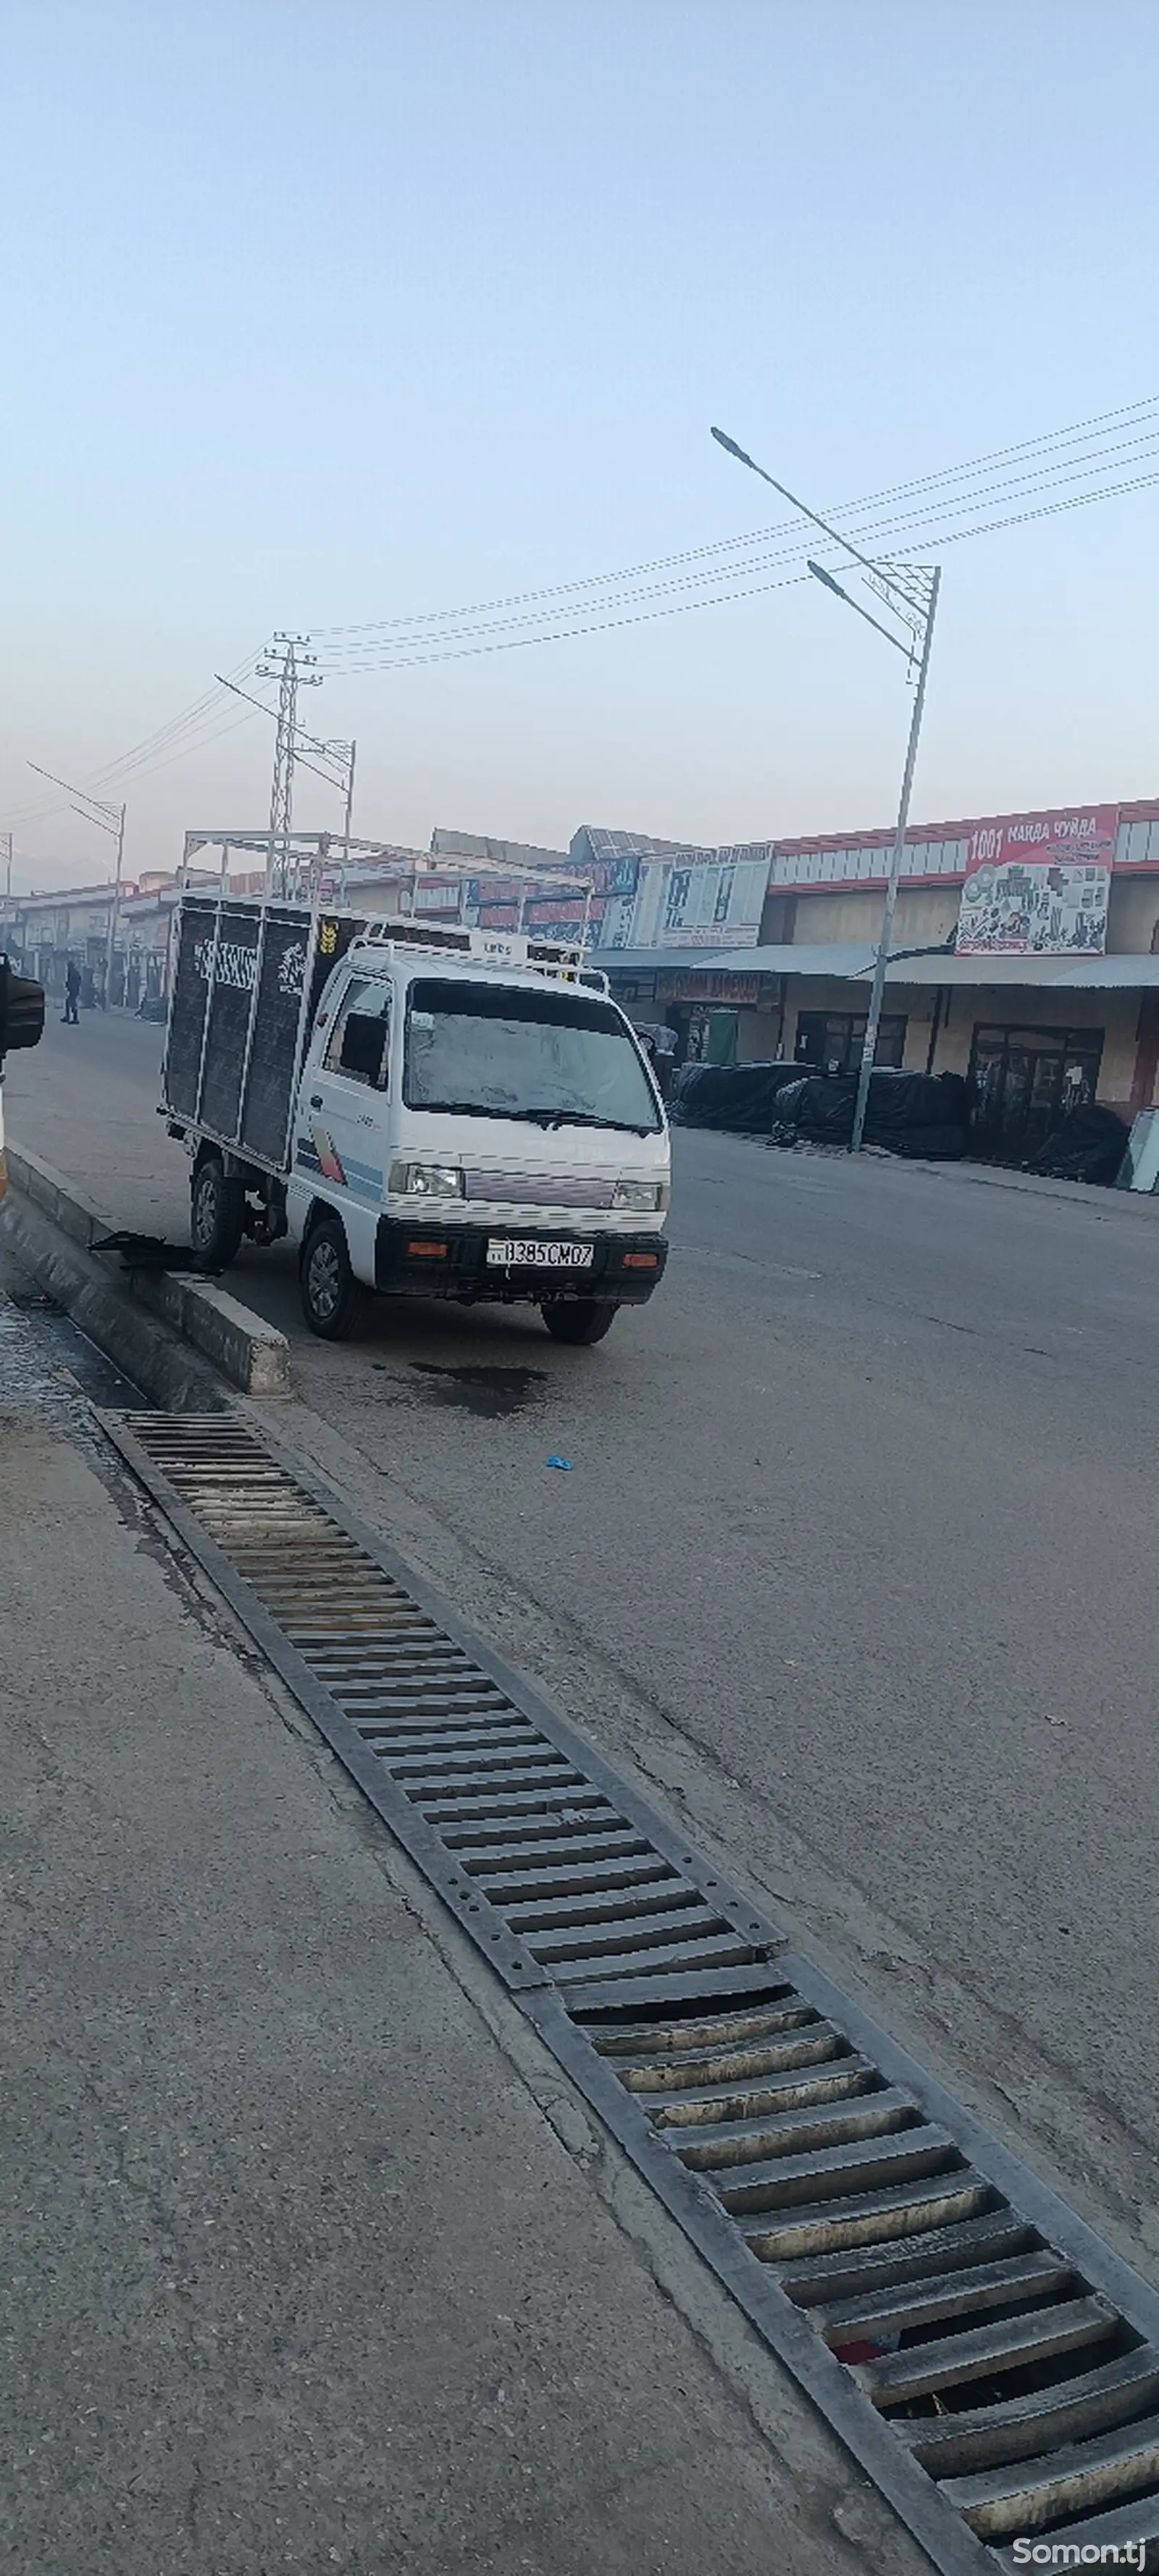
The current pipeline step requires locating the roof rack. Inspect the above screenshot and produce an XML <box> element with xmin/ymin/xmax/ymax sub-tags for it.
<box><xmin>349</xmin><ymin>918</ymin><xmax>609</xmax><ymax>991</ymax></box>
<box><xmin>358</xmin><ymin>917</ymin><xmax>472</xmax><ymax>956</ymax></box>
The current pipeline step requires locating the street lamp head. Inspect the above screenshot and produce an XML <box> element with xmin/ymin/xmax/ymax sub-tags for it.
<box><xmin>808</xmin><ymin>559</ymin><xmax>850</xmax><ymax>602</ymax></box>
<box><xmin>711</xmin><ymin>425</ymin><xmax>756</xmax><ymax>470</ymax></box>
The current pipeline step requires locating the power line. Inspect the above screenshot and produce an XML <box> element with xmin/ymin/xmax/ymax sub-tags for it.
<box><xmin>308</xmin><ymin>459</ymin><xmax>1159</xmax><ymax>680</ymax></box>
<box><xmin>308</xmin><ymin>392</ymin><xmax>1159</xmax><ymax>645</ymax></box>
<box><xmin>0</xmin><ymin>651</ymin><xmax>269</xmax><ymax>830</ymax></box>
<box><xmin>305</xmin><ymin>428</ymin><xmax>1159</xmax><ymax>675</ymax></box>
<box><xmin>7</xmin><ymin>390</ymin><xmax>1159</xmax><ymax>833</ymax></box>
<box><xmin>85</xmin><ymin>654</ymin><xmax>261</xmax><ymax>775</ymax></box>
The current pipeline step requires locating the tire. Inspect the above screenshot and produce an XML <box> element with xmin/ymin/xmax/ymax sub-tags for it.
<box><xmin>191</xmin><ymin>1154</ymin><xmax>245</xmax><ymax>1267</ymax></box>
<box><xmin>540</xmin><ymin>1299</ymin><xmax>619</xmax><ymax>1346</ymax></box>
<box><xmin>300</xmin><ymin>1217</ymin><xmax>369</xmax><ymax>1341</ymax></box>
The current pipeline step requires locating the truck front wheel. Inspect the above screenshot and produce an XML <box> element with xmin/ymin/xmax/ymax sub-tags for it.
<box><xmin>540</xmin><ymin>1300</ymin><xmax>619</xmax><ymax>1346</ymax></box>
<box><xmin>300</xmin><ymin>1217</ymin><xmax>369</xmax><ymax>1341</ymax></box>
<box><xmin>191</xmin><ymin>1153</ymin><xmax>245</xmax><ymax>1268</ymax></box>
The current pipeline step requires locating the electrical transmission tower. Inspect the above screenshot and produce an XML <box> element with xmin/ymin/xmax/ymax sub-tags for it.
<box><xmin>256</xmin><ymin>633</ymin><xmax>322</xmax><ymax>895</ymax></box>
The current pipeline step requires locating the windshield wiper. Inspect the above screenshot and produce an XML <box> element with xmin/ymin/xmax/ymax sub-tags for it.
<box><xmin>409</xmin><ymin>1100</ymin><xmax>656</xmax><ymax>1133</ymax></box>
<box><xmin>545</xmin><ymin>1111</ymin><xmax>656</xmax><ymax>1133</ymax></box>
<box><xmin>515</xmin><ymin>1109</ymin><xmax>602</xmax><ymax>1130</ymax></box>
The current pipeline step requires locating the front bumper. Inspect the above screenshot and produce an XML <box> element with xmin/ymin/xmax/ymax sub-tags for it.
<box><xmin>374</xmin><ymin>1217</ymin><xmax>668</xmax><ymax>1304</ymax></box>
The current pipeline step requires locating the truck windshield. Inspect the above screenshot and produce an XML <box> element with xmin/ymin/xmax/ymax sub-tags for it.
<box><xmin>403</xmin><ymin>978</ymin><xmax>662</xmax><ymax>1133</ymax></box>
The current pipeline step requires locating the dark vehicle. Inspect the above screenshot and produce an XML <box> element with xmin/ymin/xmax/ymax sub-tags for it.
<box><xmin>0</xmin><ymin>955</ymin><xmax>47</xmax><ymax>1203</ymax></box>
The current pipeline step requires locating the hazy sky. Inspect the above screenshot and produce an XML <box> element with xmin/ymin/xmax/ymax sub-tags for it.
<box><xmin>4</xmin><ymin>0</ymin><xmax>1159</xmax><ymax>892</ymax></box>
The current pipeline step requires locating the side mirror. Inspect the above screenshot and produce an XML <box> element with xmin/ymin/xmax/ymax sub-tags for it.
<box><xmin>0</xmin><ymin>957</ymin><xmax>46</xmax><ymax>1058</ymax></box>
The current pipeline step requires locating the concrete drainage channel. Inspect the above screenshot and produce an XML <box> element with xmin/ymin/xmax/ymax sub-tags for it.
<box><xmin>93</xmin><ymin>1405</ymin><xmax>1159</xmax><ymax>2576</ymax></box>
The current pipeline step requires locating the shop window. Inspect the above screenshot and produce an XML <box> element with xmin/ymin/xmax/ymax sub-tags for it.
<box><xmin>794</xmin><ymin>1011</ymin><xmax>907</xmax><ymax>1075</ymax></box>
<box><xmin>759</xmin><ymin>893</ymin><xmax>798</xmax><ymax>945</ymax></box>
<box><xmin>967</xmin><ymin>1022</ymin><xmax>1104</xmax><ymax>1158</ymax></box>
<box><xmin>665</xmin><ymin>870</ymin><xmax>692</xmax><ymax>930</ymax></box>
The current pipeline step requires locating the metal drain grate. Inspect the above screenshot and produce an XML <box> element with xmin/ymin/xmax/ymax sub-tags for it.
<box><xmin>551</xmin><ymin>1969</ymin><xmax>1159</xmax><ymax>2573</ymax></box>
<box><xmin>100</xmin><ymin>1411</ymin><xmax>1159</xmax><ymax>2576</ymax></box>
<box><xmin>106</xmin><ymin>1414</ymin><xmax>783</xmax><ymax>1998</ymax></box>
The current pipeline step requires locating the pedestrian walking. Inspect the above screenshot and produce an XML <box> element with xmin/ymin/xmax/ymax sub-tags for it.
<box><xmin>62</xmin><ymin>960</ymin><xmax>81</xmax><ymax>1025</ymax></box>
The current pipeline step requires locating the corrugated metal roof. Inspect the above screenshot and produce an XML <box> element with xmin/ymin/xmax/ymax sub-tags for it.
<box><xmin>872</xmin><ymin>953</ymin><xmax>1159</xmax><ymax>989</ymax></box>
<box><xmin>693</xmin><ymin>943</ymin><xmax>877</xmax><ymax>977</ymax></box>
<box><xmin>605</xmin><ymin>942</ymin><xmax>1159</xmax><ymax>991</ymax></box>
<box><xmin>597</xmin><ymin>944</ymin><xmax>786</xmax><ymax>975</ymax></box>
<box><xmin>876</xmin><ymin>954</ymin><xmax>1071</xmax><ymax>987</ymax></box>
<box><xmin>1053</xmin><ymin>953</ymin><xmax>1159</xmax><ymax>988</ymax></box>
<box><xmin>595</xmin><ymin>946</ymin><xmax>696</xmax><ymax>973</ymax></box>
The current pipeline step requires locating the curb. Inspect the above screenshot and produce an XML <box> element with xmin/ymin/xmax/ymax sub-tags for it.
<box><xmin>1</xmin><ymin>1143</ymin><xmax>290</xmax><ymax>1402</ymax></box>
<box><xmin>705</xmin><ymin>1128</ymin><xmax>1159</xmax><ymax>1214</ymax></box>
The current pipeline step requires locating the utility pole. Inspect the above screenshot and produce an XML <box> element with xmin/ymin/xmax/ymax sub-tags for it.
<box><xmin>340</xmin><ymin>739</ymin><xmax>356</xmax><ymax>901</ymax></box>
<box><xmin>104</xmin><ymin>802</ymin><xmax>127</xmax><ymax>1009</ymax></box>
<box><xmin>256</xmin><ymin>634</ymin><xmax>322</xmax><ymax>897</ymax></box>
<box><xmin>213</xmin><ymin>676</ymin><xmax>351</xmax><ymax>899</ymax></box>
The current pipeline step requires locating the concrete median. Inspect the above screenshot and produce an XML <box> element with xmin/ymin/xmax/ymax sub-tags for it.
<box><xmin>1</xmin><ymin>1140</ymin><xmax>290</xmax><ymax>1401</ymax></box>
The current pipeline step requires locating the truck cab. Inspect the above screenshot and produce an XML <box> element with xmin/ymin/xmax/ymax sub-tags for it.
<box><xmin>288</xmin><ymin>929</ymin><xmax>669</xmax><ymax>1341</ymax></box>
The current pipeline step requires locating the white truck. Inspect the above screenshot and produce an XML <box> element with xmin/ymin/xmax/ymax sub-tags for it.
<box><xmin>160</xmin><ymin>894</ymin><xmax>669</xmax><ymax>1343</ymax></box>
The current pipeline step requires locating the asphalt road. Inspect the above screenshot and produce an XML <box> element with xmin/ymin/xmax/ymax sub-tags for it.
<box><xmin>9</xmin><ymin>1008</ymin><xmax>1159</xmax><ymax>2258</ymax></box>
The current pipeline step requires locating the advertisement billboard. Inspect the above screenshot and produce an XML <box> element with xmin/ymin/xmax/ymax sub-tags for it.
<box><xmin>955</xmin><ymin>806</ymin><xmax>1118</xmax><ymax>956</ymax></box>
<box><xmin>464</xmin><ymin>875</ymin><xmax>607</xmax><ymax>944</ymax></box>
<box><xmin>591</xmin><ymin>848</ymin><xmax>771</xmax><ymax>951</ymax></box>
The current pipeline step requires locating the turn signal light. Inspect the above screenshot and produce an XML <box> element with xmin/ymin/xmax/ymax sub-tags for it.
<box><xmin>622</xmin><ymin>1251</ymin><xmax>658</xmax><ymax>1270</ymax></box>
<box><xmin>407</xmin><ymin>1240</ymin><xmax>448</xmax><ymax>1258</ymax></box>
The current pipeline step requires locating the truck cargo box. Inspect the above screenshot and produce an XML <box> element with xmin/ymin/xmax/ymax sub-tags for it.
<box><xmin>162</xmin><ymin>896</ymin><xmax>367</xmax><ymax>1173</ymax></box>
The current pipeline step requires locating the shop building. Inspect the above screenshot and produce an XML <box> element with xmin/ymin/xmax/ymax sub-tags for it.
<box><xmin>586</xmin><ymin>799</ymin><xmax>1159</xmax><ymax>1158</ymax></box>
<box><xmin>1</xmin><ymin>870</ymin><xmax>221</xmax><ymax>1009</ymax></box>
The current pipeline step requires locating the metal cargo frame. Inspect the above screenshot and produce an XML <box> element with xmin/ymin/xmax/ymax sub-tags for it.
<box><xmin>161</xmin><ymin>895</ymin><xmax>366</xmax><ymax>1178</ymax></box>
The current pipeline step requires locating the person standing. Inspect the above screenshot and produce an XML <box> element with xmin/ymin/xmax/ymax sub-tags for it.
<box><xmin>63</xmin><ymin>959</ymin><xmax>81</xmax><ymax>1025</ymax></box>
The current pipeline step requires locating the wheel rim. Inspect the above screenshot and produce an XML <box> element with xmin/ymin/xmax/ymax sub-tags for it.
<box><xmin>192</xmin><ymin>1170</ymin><xmax>219</xmax><ymax>1251</ymax></box>
<box><xmin>307</xmin><ymin>1239</ymin><xmax>342</xmax><ymax>1321</ymax></box>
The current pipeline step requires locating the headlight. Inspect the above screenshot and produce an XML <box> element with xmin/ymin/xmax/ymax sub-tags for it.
<box><xmin>613</xmin><ymin>1178</ymin><xmax>667</xmax><ymax>1212</ymax></box>
<box><xmin>390</xmin><ymin>1162</ymin><xmax>465</xmax><ymax>1198</ymax></box>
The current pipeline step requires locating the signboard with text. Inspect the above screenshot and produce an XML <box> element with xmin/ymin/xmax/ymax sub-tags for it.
<box><xmin>955</xmin><ymin>806</ymin><xmax>1118</xmax><ymax>956</ymax></box>
<box><xmin>591</xmin><ymin>848</ymin><xmax>771</xmax><ymax>952</ymax></box>
<box><xmin>655</xmin><ymin>968</ymin><xmax>779</xmax><ymax>1006</ymax></box>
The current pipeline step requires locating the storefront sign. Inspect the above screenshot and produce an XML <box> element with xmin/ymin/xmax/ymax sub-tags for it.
<box><xmin>413</xmin><ymin>878</ymin><xmax>464</xmax><ymax>914</ymax></box>
<box><xmin>955</xmin><ymin>806</ymin><xmax>1118</xmax><ymax>956</ymax></box>
<box><xmin>592</xmin><ymin>848</ymin><xmax>771</xmax><ymax>951</ymax></box>
<box><xmin>655</xmin><ymin>970</ymin><xmax>779</xmax><ymax>1006</ymax></box>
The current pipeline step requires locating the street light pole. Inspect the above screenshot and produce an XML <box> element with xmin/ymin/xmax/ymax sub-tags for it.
<box><xmin>25</xmin><ymin>762</ymin><xmax>129</xmax><ymax>1009</ymax></box>
<box><xmin>850</xmin><ymin>567</ymin><xmax>939</xmax><ymax>1151</ymax></box>
<box><xmin>710</xmin><ymin>426</ymin><xmax>942</xmax><ymax>1153</ymax></box>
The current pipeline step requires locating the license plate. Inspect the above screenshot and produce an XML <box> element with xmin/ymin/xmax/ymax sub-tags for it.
<box><xmin>486</xmin><ymin>1237</ymin><xmax>595</xmax><ymax>1270</ymax></box>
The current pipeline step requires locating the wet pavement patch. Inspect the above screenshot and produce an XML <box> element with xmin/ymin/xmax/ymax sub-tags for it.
<box><xmin>404</xmin><ymin>1360</ymin><xmax>548</xmax><ymax>1418</ymax></box>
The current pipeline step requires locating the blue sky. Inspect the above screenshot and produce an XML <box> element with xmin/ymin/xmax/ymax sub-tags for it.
<box><xmin>4</xmin><ymin>0</ymin><xmax>1159</xmax><ymax>890</ymax></box>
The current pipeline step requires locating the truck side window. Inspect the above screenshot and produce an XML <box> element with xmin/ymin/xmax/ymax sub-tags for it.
<box><xmin>325</xmin><ymin>978</ymin><xmax>391</xmax><ymax>1091</ymax></box>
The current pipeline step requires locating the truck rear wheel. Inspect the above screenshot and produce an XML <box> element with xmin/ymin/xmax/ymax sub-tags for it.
<box><xmin>300</xmin><ymin>1217</ymin><xmax>369</xmax><ymax>1341</ymax></box>
<box><xmin>540</xmin><ymin>1300</ymin><xmax>618</xmax><ymax>1346</ymax></box>
<box><xmin>191</xmin><ymin>1153</ymin><xmax>245</xmax><ymax>1268</ymax></box>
